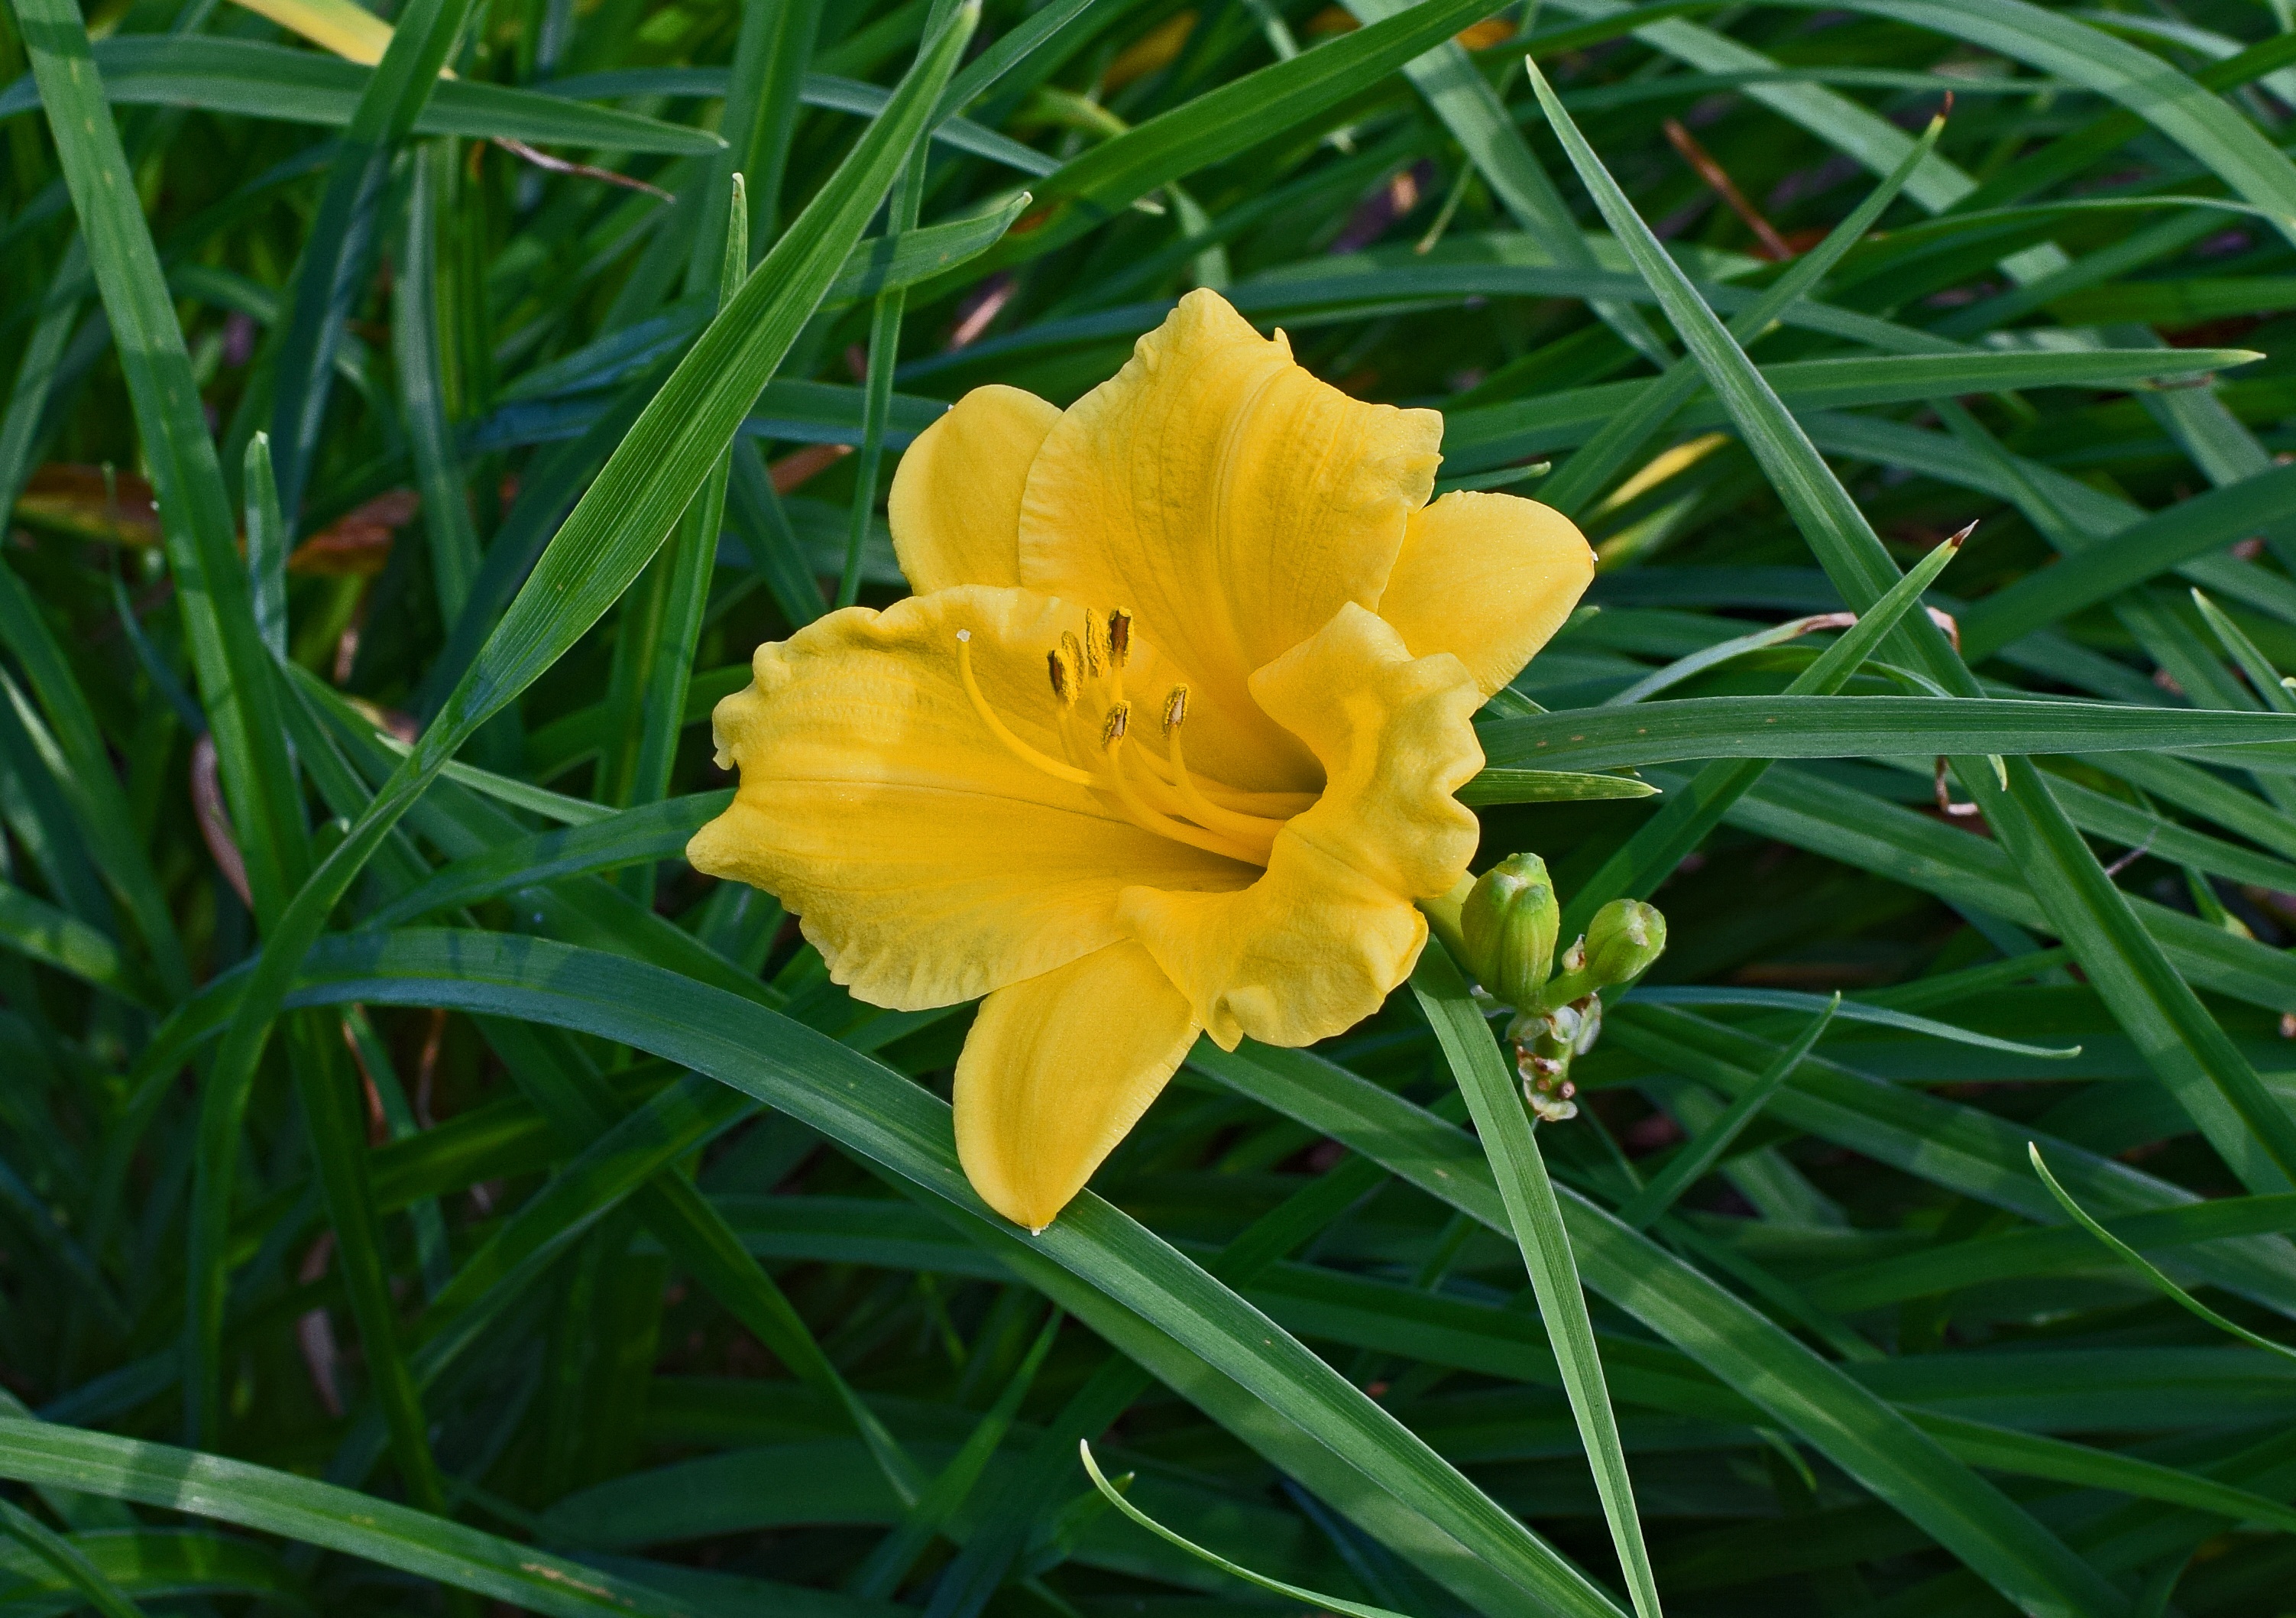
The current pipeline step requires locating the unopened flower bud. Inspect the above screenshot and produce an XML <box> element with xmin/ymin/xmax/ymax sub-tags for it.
<box><xmin>1516</xmin><ymin>1039</ymin><xmax>1579</xmax><ymax>1123</ymax></box>
<box><xmin>1524</xmin><ymin>1081</ymin><xmax>1578</xmax><ymax>1124</ymax></box>
<box><xmin>1585</xmin><ymin>899</ymin><xmax>1666</xmax><ymax>988</ymax></box>
<box><xmin>1459</xmin><ymin>852</ymin><xmax>1559</xmax><ymax>1008</ymax></box>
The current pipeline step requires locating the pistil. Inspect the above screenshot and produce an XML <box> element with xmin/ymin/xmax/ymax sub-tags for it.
<box><xmin>957</xmin><ymin>630</ymin><xmax>1098</xmax><ymax>789</ymax></box>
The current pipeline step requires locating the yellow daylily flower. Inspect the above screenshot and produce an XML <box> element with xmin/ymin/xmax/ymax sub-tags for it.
<box><xmin>689</xmin><ymin>290</ymin><xmax>1593</xmax><ymax>1231</ymax></box>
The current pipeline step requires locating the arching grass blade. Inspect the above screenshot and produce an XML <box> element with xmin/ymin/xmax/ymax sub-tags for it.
<box><xmin>2030</xmin><ymin>1144</ymin><xmax>2296</xmax><ymax>1364</ymax></box>
<box><xmin>1079</xmin><ymin>1441</ymin><xmax>1414</xmax><ymax>1618</ymax></box>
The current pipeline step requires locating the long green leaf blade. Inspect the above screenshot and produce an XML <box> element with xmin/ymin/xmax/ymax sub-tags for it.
<box><xmin>1412</xmin><ymin>941</ymin><xmax>1665</xmax><ymax>1618</ymax></box>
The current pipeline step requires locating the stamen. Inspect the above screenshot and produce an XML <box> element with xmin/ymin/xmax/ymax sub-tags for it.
<box><xmin>1128</xmin><ymin>681</ymin><xmax>1315</xmax><ymax>816</ymax></box>
<box><xmin>1103</xmin><ymin>712</ymin><xmax>1268</xmax><ymax>865</ymax></box>
<box><xmin>1078</xmin><ymin>696</ymin><xmax>1190</xmax><ymax>821</ymax></box>
<box><xmin>1160</xmin><ymin>683</ymin><xmax>1284</xmax><ymax>854</ymax></box>
<box><xmin>1047</xmin><ymin>646</ymin><xmax>1079</xmax><ymax>706</ymax></box>
<box><xmin>957</xmin><ymin>631</ymin><xmax>1099</xmax><ymax>789</ymax></box>
<box><xmin>1081</xmin><ymin>612</ymin><xmax>1107</xmax><ymax>678</ymax></box>
<box><xmin>959</xmin><ymin>625</ymin><xmax>1297</xmax><ymax>870</ymax></box>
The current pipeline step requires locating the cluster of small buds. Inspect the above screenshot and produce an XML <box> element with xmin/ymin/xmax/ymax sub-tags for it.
<box><xmin>1443</xmin><ymin>854</ymin><xmax>1668</xmax><ymax>1125</ymax></box>
<box><xmin>1507</xmin><ymin>993</ymin><xmax>1601</xmax><ymax>1121</ymax></box>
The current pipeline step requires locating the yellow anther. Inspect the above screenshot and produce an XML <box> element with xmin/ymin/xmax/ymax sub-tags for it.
<box><xmin>1161</xmin><ymin>684</ymin><xmax>1188</xmax><ymax>734</ymax></box>
<box><xmin>1108</xmin><ymin>608</ymin><xmax>1132</xmax><ymax>669</ymax></box>
<box><xmin>1100</xmin><ymin>701</ymin><xmax>1131</xmax><ymax>749</ymax></box>
<box><xmin>1061</xmin><ymin>631</ymin><xmax>1086</xmax><ymax>683</ymax></box>
<box><xmin>1047</xmin><ymin>646</ymin><xmax>1080</xmax><ymax>706</ymax></box>
<box><xmin>1082</xmin><ymin>611</ymin><xmax>1107</xmax><ymax>677</ymax></box>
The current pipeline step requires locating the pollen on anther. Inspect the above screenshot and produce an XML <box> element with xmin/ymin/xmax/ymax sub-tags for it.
<box><xmin>1100</xmin><ymin>702</ymin><xmax>1131</xmax><ymax>748</ymax></box>
<box><xmin>1047</xmin><ymin>647</ymin><xmax>1079</xmax><ymax>705</ymax></box>
<box><xmin>1161</xmin><ymin>685</ymin><xmax>1188</xmax><ymax>734</ymax></box>
<box><xmin>1108</xmin><ymin>608</ymin><xmax>1132</xmax><ymax>668</ymax></box>
<box><xmin>1081</xmin><ymin>612</ymin><xmax>1108</xmax><ymax>677</ymax></box>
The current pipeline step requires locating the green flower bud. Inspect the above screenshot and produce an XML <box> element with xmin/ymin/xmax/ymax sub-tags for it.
<box><xmin>1460</xmin><ymin>853</ymin><xmax>1559</xmax><ymax>1008</ymax></box>
<box><xmin>1585</xmin><ymin>899</ymin><xmax>1666</xmax><ymax>988</ymax></box>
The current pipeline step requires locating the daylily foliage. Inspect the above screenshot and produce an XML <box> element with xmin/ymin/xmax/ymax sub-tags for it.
<box><xmin>691</xmin><ymin>290</ymin><xmax>1593</xmax><ymax>1229</ymax></box>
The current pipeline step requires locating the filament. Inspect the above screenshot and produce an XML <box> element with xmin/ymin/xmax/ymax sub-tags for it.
<box><xmin>957</xmin><ymin>631</ymin><xmax>1100</xmax><ymax>789</ymax></box>
<box><xmin>1158</xmin><ymin>686</ymin><xmax>1284</xmax><ymax>856</ymax></box>
<box><xmin>1104</xmin><ymin>720</ymin><xmax>1268</xmax><ymax>866</ymax></box>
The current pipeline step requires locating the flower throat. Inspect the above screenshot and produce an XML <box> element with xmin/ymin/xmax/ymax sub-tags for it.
<box><xmin>957</xmin><ymin>608</ymin><xmax>1309</xmax><ymax>867</ymax></box>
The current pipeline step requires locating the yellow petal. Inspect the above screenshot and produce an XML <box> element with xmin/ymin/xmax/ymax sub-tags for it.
<box><xmin>954</xmin><ymin>939</ymin><xmax>1198</xmax><ymax>1230</ymax></box>
<box><xmin>1378</xmin><ymin>491</ymin><xmax>1595</xmax><ymax>696</ymax></box>
<box><xmin>688</xmin><ymin>585</ymin><xmax>1254</xmax><ymax>1011</ymax></box>
<box><xmin>231</xmin><ymin>0</ymin><xmax>393</xmax><ymax>63</ymax></box>
<box><xmin>225</xmin><ymin>0</ymin><xmax>454</xmax><ymax>74</ymax></box>
<box><xmin>1018</xmin><ymin>289</ymin><xmax>1443</xmax><ymax>792</ymax></box>
<box><xmin>1120</xmin><ymin>605</ymin><xmax>1483</xmax><ymax>1048</ymax></box>
<box><xmin>1260</xmin><ymin>604</ymin><xmax>1487</xmax><ymax>900</ymax></box>
<box><xmin>887</xmin><ymin>384</ymin><xmax>1061</xmax><ymax>593</ymax></box>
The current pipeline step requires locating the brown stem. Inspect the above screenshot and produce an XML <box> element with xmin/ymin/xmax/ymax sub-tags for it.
<box><xmin>1933</xmin><ymin>756</ymin><xmax>1983</xmax><ymax>819</ymax></box>
<box><xmin>189</xmin><ymin>734</ymin><xmax>252</xmax><ymax>909</ymax></box>
<box><xmin>487</xmin><ymin>138</ymin><xmax>674</xmax><ymax>203</ymax></box>
<box><xmin>1663</xmin><ymin>118</ymin><xmax>1795</xmax><ymax>261</ymax></box>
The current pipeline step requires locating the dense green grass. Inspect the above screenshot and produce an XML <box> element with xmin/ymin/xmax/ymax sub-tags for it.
<box><xmin>8</xmin><ymin>0</ymin><xmax>2296</xmax><ymax>1613</ymax></box>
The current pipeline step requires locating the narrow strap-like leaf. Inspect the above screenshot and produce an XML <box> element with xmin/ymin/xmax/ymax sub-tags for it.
<box><xmin>0</xmin><ymin>1420</ymin><xmax>698</xmax><ymax>1616</ymax></box>
<box><xmin>266</xmin><ymin>0</ymin><xmax>474</xmax><ymax>524</ymax></box>
<box><xmin>1618</xmin><ymin>996</ymin><xmax>1840</xmax><ymax>1229</ymax></box>
<box><xmin>1413</xmin><ymin>940</ymin><xmax>1665</xmax><ymax>1618</ymax></box>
